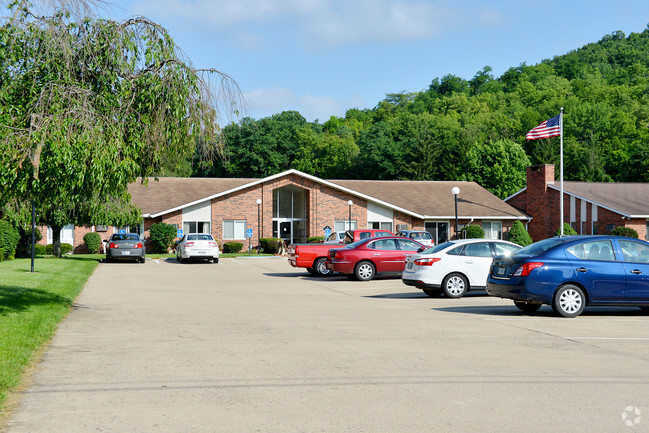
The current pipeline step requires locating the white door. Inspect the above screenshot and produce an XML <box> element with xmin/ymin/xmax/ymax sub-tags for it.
<box><xmin>459</xmin><ymin>242</ymin><xmax>494</xmax><ymax>287</ymax></box>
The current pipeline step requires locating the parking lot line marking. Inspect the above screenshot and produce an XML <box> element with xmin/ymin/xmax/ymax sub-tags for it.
<box><xmin>563</xmin><ymin>337</ymin><xmax>649</xmax><ymax>341</ymax></box>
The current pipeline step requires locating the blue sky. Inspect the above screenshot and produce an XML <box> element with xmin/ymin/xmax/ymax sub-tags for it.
<box><xmin>108</xmin><ymin>0</ymin><xmax>649</xmax><ymax>123</ymax></box>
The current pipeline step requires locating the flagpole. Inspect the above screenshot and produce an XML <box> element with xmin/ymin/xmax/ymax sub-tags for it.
<box><xmin>559</xmin><ymin>107</ymin><xmax>563</xmax><ymax>236</ymax></box>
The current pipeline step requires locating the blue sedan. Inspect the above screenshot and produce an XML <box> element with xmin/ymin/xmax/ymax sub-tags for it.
<box><xmin>486</xmin><ymin>235</ymin><xmax>649</xmax><ymax>317</ymax></box>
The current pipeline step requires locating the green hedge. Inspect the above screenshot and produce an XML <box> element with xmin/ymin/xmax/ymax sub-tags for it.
<box><xmin>608</xmin><ymin>226</ymin><xmax>639</xmax><ymax>238</ymax></box>
<box><xmin>260</xmin><ymin>237</ymin><xmax>283</xmax><ymax>254</ymax></box>
<box><xmin>508</xmin><ymin>220</ymin><xmax>533</xmax><ymax>246</ymax></box>
<box><xmin>222</xmin><ymin>241</ymin><xmax>243</xmax><ymax>253</ymax></box>
<box><xmin>83</xmin><ymin>232</ymin><xmax>102</xmax><ymax>254</ymax></box>
<box><xmin>0</xmin><ymin>220</ymin><xmax>20</xmax><ymax>261</ymax></box>
<box><xmin>16</xmin><ymin>225</ymin><xmax>42</xmax><ymax>258</ymax></box>
<box><xmin>307</xmin><ymin>236</ymin><xmax>324</xmax><ymax>243</ymax></box>
<box><xmin>555</xmin><ymin>223</ymin><xmax>578</xmax><ymax>236</ymax></box>
<box><xmin>34</xmin><ymin>244</ymin><xmax>47</xmax><ymax>255</ymax></box>
<box><xmin>46</xmin><ymin>243</ymin><xmax>73</xmax><ymax>255</ymax></box>
<box><xmin>460</xmin><ymin>224</ymin><xmax>484</xmax><ymax>239</ymax></box>
<box><xmin>149</xmin><ymin>222</ymin><xmax>177</xmax><ymax>253</ymax></box>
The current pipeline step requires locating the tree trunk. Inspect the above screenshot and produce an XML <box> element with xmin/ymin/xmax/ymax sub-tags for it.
<box><xmin>51</xmin><ymin>224</ymin><xmax>62</xmax><ymax>258</ymax></box>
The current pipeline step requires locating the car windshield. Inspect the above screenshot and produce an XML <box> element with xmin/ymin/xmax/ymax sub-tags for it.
<box><xmin>112</xmin><ymin>234</ymin><xmax>139</xmax><ymax>241</ymax></box>
<box><xmin>421</xmin><ymin>241</ymin><xmax>455</xmax><ymax>254</ymax></box>
<box><xmin>187</xmin><ymin>234</ymin><xmax>213</xmax><ymax>241</ymax></box>
<box><xmin>410</xmin><ymin>232</ymin><xmax>432</xmax><ymax>240</ymax></box>
<box><xmin>514</xmin><ymin>238</ymin><xmax>566</xmax><ymax>257</ymax></box>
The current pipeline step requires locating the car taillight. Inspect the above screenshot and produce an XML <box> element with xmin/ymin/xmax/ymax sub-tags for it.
<box><xmin>134</xmin><ymin>243</ymin><xmax>143</xmax><ymax>249</ymax></box>
<box><xmin>109</xmin><ymin>242</ymin><xmax>118</xmax><ymax>249</ymax></box>
<box><xmin>414</xmin><ymin>257</ymin><xmax>441</xmax><ymax>266</ymax></box>
<box><xmin>209</xmin><ymin>242</ymin><xmax>217</xmax><ymax>247</ymax></box>
<box><xmin>512</xmin><ymin>262</ymin><xmax>544</xmax><ymax>277</ymax></box>
<box><xmin>186</xmin><ymin>242</ymin><xmax>194</xmax><ymax>247</ymax></box>
<box><xmin>294</xmin><ymin>246</ymin><xmax>299</xmax><ymax>257</ymax></box>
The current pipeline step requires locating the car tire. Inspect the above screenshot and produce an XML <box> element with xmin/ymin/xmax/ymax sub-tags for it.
<box><xmin>213</xmin><ymin>257</ymin><xmax>219</xmax><ymax>264</ymax></box>
<box><xmin>140</xmin><ymin>258</ymin><xmax>145</xmax><ymax>264</ymax></box>
<box><xmin>306</xmin><ymin>267</ymin><xmax>317</xmax><ymax>276</ymax></box>
<box><xmin>553</xmin><ymin>284</ymin><xmax>586</xmax><ymax>318</ymax></box>
<box><xmin>514</xmin><ymin>301</ymin><xmax>542</xmax><ymax>314</ymax></box>
<box><xmin>442</xmin><ymin>273</ymin><xmax>468</xmax><ymax>298</ymax></box>
<box><xmin>314</xmin><ymin>257</ymin><xmax>334</xmax><ymax>277</ymax></box>
<box><xmin>354</xmin><ymin>261</ymin><xmax>375</xmax><ymax>281</ymax></box>
<box><xmin>422</xmin><ymin>288</ymin><xmax>443</xmax><ymax>297</ymax></box>
<box><xmin>178</xmin><ymin>255</ymin><xmax>183</xmax><ymax>263</ymax></box>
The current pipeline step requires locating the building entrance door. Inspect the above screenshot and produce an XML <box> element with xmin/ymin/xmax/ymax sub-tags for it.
<box><xmin>273</xmin><ymin>218</ymin><xmax>306</xmax><ymax>244</ymax></box>
<box><xmin>273</xmin><ymin>185</ymin><xmax>307</xmax><ymax>244</ymax></box>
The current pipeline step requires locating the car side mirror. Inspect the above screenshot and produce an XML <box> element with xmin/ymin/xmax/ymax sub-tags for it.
<box><xmin>417</xmin><ymin>247</ymin><xmax>426</xmax><ymax>252</ymax></box>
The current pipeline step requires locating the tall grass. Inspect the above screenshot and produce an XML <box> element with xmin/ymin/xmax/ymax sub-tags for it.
<box><xmin>0</xmin><ymin>258</ymin><xmax>98</xmax><ymax>411</ymax></box>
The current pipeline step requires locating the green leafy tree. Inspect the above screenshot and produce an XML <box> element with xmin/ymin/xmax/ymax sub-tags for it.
<box><xmin>0</xmin><ymin>0</ymin><xmax>242</xmax><ymax>257</ymax></box>
<box><xmin>508</xmin><ymin>220</ymin><xmax>533</xmax><ymax>246</ymax></box>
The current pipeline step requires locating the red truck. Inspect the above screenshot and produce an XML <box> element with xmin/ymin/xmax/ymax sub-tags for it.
<box><xmin>287</xmin><ymin>229</ymin><xmax>393</xmax><ymax>276</ymax></box>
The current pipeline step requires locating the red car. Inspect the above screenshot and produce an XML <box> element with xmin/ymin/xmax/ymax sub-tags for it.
<box><xmin>326</xmin><ymin>236</ymin><xmax>426</xmax><ymax>281</ymax></box>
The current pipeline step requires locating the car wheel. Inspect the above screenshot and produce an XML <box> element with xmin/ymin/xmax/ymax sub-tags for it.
<box><xmin>213</xmin><ymin>257</ymin><xmax>219</xmax><ymax>264</ymax></box>
<box><xmin>314</xmin><ymin>257</ymin><xmax>333</xmax><ymax>277</ymax></box>
<box><xmin>514</xmin><ymin>301</ymin><xmax>542</xmax><ymax>314</ymax></box>
<box><xmin>306</xmin><ymin>267</ymin><xmax>317</xmax><ymax>276</ymax></box>
<box><xmin>422</xmin><ymin>288</ymin><xmax>443</xmax><ymax>297</ymax></box>
<box><xmin>442</xmin><ymin>273</ymin><xmax>468</xmax><ymax>298</ymax></box>
<box><xmin>553</xmin><ymin>284</ymin><xmax>585</xmax><ymax>318</ymax></box>
<box><xmin>178</xmin><ymin>255</ymin><xmax>183</xmax><ymax>263</ymax></box>
<box><xmin>354</xmin><ymin>261</ymin><xmax>375</xmax><ymax>281</ymax></box>
<box><xmin>140</xmin><ymin>258</ymin><xmax>146</xmax><ymax>264</ymax></box>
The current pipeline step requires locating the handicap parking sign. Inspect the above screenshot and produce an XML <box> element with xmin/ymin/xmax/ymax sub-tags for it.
<box><xmin>324</xmin><ymin>228</ymin><xmax>331</xmax><ymax>237</ymax></box>
<box><xmin>177</xmin><ymin>229</ymin><xmax>183</xmax><ymax>238</ymax></box>
<box><xmin>247</xmin><ymin>228</ymin><xmax>253</xmax><ymax>238</ymax></box>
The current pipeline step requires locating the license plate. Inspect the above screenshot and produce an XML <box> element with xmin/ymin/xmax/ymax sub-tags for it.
<box><xmin>407</xmin><ymin>262</ymin><xmax>413</xmax><ymax>270</ymax></box>
<box><xmin>496</xmin><ymin>266</ymin><xmax>505</xmax><ymax>275</ymax></box>
<box><xmin>121</xmin><ymin>251</ymin><xmax>131</xmax><ymax>255</ymax></box>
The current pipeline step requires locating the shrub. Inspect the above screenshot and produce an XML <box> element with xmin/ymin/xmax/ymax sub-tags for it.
<box><xmin>16</xmin><ymin>225</ymin><xmax>43</xmax><ymax>258</ymax></box>
<box><xmin>46</xmin><ymin>243</ymin><xmax>73</xmax><ymax>255</ymax></box>
<box><xmin>83</xmin><ymin>232</ymin><xmax>102</xmax><ymax>254</ymax></box>
<box><xmin>0</xmin><ymin>220</ymin><xmax>20</xmax><ymax>261</ymax></box>
<box><xmin>554</xmin><ymin>223</ymin><xmax>577</xmax><ymax>236</ymax></box>
<box><xmin>507</xmin><ymin>220</ymin><xmax>533</xmax><ymax>246</ymax></box>
<box><xmin>149</xmin><ymin>222</ymin><xmax>178</xmax><ymax>253</ymax></box>
<box><xmin>608</xmin><ymin>226</ymin><xmax>639</xmax><ymax>238</ymax></box>
<box><xmin>260</xmin><ymin>237</ymin><xmax>282</xmax><ymax>254</ymax></box>
<box><xmin>222</xmin><ymin>241</ymin><xmax>243</xmax><ymax>253</ymax></box>
<box><xmin>34</xmin><ymin>244</ymin><xmax>47</xmax><ymax>255</ymax></box>
<box><xmin>307</xmin><ymin>236</ymin><xmax>324</xmax><ymax>243</ymax></box>
<box><xmin>460</xmin><ymin>224</ymin><xmax>484</xmax><ymax>239</ymax></box>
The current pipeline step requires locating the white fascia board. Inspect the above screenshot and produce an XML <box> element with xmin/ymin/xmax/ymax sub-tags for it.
<box><xmin>546</xmin><ymin>184</ymin><xmax>634</xmax><ymax>218</ymax></box>
<box><xmin>423</xmin><ymin>215</ymin><xmax>530</xmax><ymax>220</ymax></box>
<box><xmin>504</xmin><ymin>188</ymin><xmax>526</xmax><ymax>202</ymax></box>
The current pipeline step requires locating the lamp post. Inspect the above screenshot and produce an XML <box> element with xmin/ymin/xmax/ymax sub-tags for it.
<box><xmin>347</xmin><ymin>200</ymin><xmax>353</xmax><ymax>230</ymax></box>
<box><xmin>451</xmin><ymin>187</ymin><xmax>460</xmax><ymax>240</ymax></box>
<box><xmin>256</xmin><ymin>199</ymin><xmax>262</xmax><ymax>249</ymax></box>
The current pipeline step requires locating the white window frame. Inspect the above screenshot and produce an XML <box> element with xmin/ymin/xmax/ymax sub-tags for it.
<box><xmin>481</xmin><ymin>221</ymin><xmax>502</xmax><ymax>240</ymax></box>
<box><xmin>223</xmin><ymin>220</ymin><xmax>246</xmax><ymax>239</ymax></box>
<box><xmin>183</xmin><ymin>221</ymin><xmax>211</xmax><ymax>234</ymax></box>
<box><xmin>334</xmin><ymin>220</ymin><xmax>357</xmax><ymax>231</ymax></box>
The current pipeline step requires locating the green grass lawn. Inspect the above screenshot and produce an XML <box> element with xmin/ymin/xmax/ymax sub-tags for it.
<box><xmin>0</xmin><ymin>257</ymin><xmax>98</xmax><ymax>412</ymax></box>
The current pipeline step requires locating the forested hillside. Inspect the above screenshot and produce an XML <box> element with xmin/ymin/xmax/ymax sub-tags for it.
<box><xmin>192</xmin><ymin>26</ymin><xmax>649</xmax><ymax>199</ymax></box>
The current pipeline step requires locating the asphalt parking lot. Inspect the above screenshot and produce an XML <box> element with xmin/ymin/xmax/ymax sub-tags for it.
<box><xmin>5</xmin><ymin>256</ymin><xmax>649</xmax><ymax>432</ymax></box>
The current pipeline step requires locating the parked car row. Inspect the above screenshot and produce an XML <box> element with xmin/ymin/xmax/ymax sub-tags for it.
<box><xmin>292</xmin><ymin>233</ymin><xmax>649</xmax><ymax>318</ymax></box>
<box><xmin>104</xmin><ymin>232</ymin><xmax>220</xmax><ymax>264</ymax></box>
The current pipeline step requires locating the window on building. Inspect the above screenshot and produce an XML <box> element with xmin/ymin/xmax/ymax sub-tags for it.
<box><xmin>368</xmin><ymin>221</ymin><xmax>393</xmax><ymax>232</ymax></box>
<box><xmin>223</xmin><ymin>220</ymin><xmax>246</xmax><ymax>239</ymax></box>
<box><xmin>482</xmin><ymin>221</ymin><xmax>502</xmax><ymax>239</ymax></box>
<box><xmin>184</xmin><ymin>221</ymin><xmax>210</xmax><ymax>234</ymax></box>
<box><xmin>334</xmin><ymin>220</ymin><xmax>357</xmax><ymax>231</ymax></box>
<box><xmin>425</xmin><ymin>221</ymin><xmax>449</xmax><ymax>244</ymax></box>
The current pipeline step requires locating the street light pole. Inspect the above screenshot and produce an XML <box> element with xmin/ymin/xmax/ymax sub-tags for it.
<box><xmin>347</xmin><ymin>200</ymin><xmax>353</xmax><ymax>231</ymax></box>
<box><xmin>452</xmin><ymin>187</ymin><xmax>460</xmax><ymax>240</ymax></box>
<box><xmin>256</xmin><ymin>199</ymin><xmax>262</xmax><ymax>250</ymax></box>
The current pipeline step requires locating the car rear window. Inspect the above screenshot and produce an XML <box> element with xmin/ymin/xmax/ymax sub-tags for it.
<box><xmin>515</xmin><ymin>238</ymin><xmax>565</xmax><ymax>256</ymax></box>
<box><xmin>188</xmin><ymin>234</ymin><xmax>213</xmax><ymax>241</ymax></box>
<box><xmin>112</xmin><ymin>234</ymin><xmax>139</xmax><ymax>241</ymax></box>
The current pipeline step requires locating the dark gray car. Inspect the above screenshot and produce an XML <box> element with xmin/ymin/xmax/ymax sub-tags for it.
<box><xmin>106</xmin><ymin>233</ymin><xmax>145</xmax><ymax>263</ymax></box>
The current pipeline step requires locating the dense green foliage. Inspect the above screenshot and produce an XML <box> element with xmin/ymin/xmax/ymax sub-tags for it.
<box><xmin>46</xmin><ymin>243</ymin><xmax>73</xmax><ymax>255</ymax></box>
<box><xmin>222</xmin><ymin>241</ymin><xmax>243</xmax><ymax>253</ymax></box>
<box><xmin>307</xmin><ymin>236</ymin><xmax>325</xmax><ymax>243</ymax></box>
<box><xmin>83</xmin><ymin>232</ymin><xmax>102</xmax><ymax>254</ymax></box>
<box><xmin>460</xmin><ymin>225</ymin><xmax>485</xmax><ymax>239</ymax></box>
<box><xmin>608</xmin><ymin>226</ymin><xmax>639</xmax><ymax>238</ymax></box>
<box><xmin>149</xmin><ymin>223</ymin><xmax>177</xmax><ymax>253</ymax></box>
<box><xmin>508</xmin><ymin>220</ymin><xmax>533</xmax><ymax>246</ymax></box>
<box><xmin>555</xmin><ymin>223</ymin><xmax>579</xmax><ymax>236</ymax></box>
<box><xmin>260</xmin><ymin>238</ymin><xmax>283</xmax><ymax>254</ymax></box>
<box><xmin>16</xmin><ymin>225</ymin><xmax>42</xmax><ymax>258</ymax></box>
<box><xmin>0</xmin><ymin>220</ymin><xmax>19</xmax><ymax>261</ymax></box>
<box><xmin>196</xmin><ymin>27</ymin><xmax>649</xmax><ymax>198</ymax></box>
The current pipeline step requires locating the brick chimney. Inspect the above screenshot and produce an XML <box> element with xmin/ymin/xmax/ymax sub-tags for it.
<box><xmin>525</xmin><ymin>165</ymin><xmax>556</xmax><ymax>241</ymax></box>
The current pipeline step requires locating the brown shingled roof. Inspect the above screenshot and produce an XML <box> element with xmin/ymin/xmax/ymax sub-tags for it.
<box><xmin>555</xmin><ymin>181</ymin><xmax>649</xmax><ymax>217</ymax></box>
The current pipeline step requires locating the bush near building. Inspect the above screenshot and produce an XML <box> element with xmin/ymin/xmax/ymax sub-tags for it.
<box><xmin>508</xmin><ymin>220</ymin><xmax>533</xmax><ymax>246</ymax></box>
<box><xmin>83</xmin><ymin>232</ymin><xmax>103</xmax><ymax>254</ymax></box>
<box><xmin>260</xmin><ymin>238</ymin><xmax>283</xmax><ymax>254</ymax></box>
<box><xmin>46</xmin><ymin>243</ymin><xmax>73</xmax><ymax>255</ymax></box>
<box><xmin>0</xmin><ymin>221</ymin><xmax>20</xmax><ymax>261</ymax></box>
<box><xmin>460</xmin><ymin>225</ymin><xmax>485</xmax><ymax>239</ymax></box>
<box><xmin>222</xmin><ymin>242</ymin><xmax>243</xmax><ymax>253</ymax></box>
<box><xmin>608</xmin><ymin>226</ymin><xmax>639</xmax><ymax>238</ymax></box>
<box><xmin>149</xmin><ymin>222</ymin><xmax>178</xmax><ymax>253</ymax></box>
<box><xmin>555</xmin><ymin>223</ymin><xmax>578</xmax><ymax>236</ymax></box>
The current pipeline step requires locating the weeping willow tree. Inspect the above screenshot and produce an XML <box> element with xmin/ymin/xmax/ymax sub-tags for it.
<box><xmin>0</xmin><ymin>0</ymin><xmax>244</xmax><ymax>256</ymax></box>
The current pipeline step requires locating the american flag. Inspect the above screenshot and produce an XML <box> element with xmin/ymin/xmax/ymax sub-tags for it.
<box><xmin>526</xmin><ymin>114</ymin><xmax>561</xmax><ymax>140</ymax></box>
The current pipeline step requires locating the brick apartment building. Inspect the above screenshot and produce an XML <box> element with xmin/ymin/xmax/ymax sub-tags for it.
<box><xmin>506</xmin><ymin>164</ymin><xmax>649</xmax><ymax>242</ymax></box>
<box><xmin>44</xmin><ymin>169</ymin><xmax>530</xmax><ymax>253</ymax></box>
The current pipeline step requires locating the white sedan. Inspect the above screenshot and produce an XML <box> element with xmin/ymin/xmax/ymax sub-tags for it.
<box><xmin>176</xmin><ymin>233</ymin><xmax>220</xmax><ymax>263</ymax></box>
<box><xmin>402</xmin><ymin>238</ymin><xmax>521</xmax><ymax>298</ymax></box>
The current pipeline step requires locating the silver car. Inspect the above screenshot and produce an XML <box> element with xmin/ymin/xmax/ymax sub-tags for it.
<box><xmin>396</xmin><ymin>230</ymin><xmax>435</xmax><ymax>247</ymax></box>
<box><xmin>106</xmin><ymin>233</ymin><xmax>146</xmax><ymax>263</ymax></box>
<box><xmin>176</xmin><ymin>233</ymin><xmax>220</xmax><ymax>263</ymax></box>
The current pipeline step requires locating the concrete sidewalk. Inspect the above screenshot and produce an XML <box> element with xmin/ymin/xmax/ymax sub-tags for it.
<box><xmin>4</xmin><ymin>256</ymin><xmax>649</xmax><ymax>432</ymax></box>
